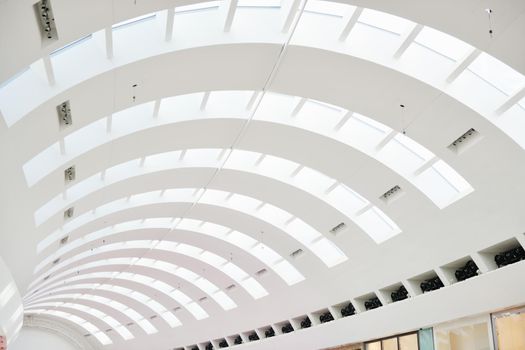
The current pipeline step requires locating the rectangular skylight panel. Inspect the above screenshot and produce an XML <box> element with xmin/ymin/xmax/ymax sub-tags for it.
<box><xmin>379</xmin><ymin>137</ymin><xmax>426</xmax><ymax>174</ymax></box>
<box><xmin>144</xmin><ymin>151</ymin><xmax>179</xmax><ymax>170</ymax></box>
<box><xmin>212</xmin><ymin>291</ymin><xmax>237</xmax><ymax>310</ymax></box>
<box><xmin>254</xmin><ymin>92</ymin><xmax>296</xmax><ymax>121</ymax></box>
<box><xmin>152</xmin><ymin>260</ymin><xmax>178</xmax><ymax>273</ymax></box>
<box><xmin>175</xmin><ymin>1</ymin><xmax>220</xmax><ymax>13</ymax></box>
<box><xmin>221</xmin><ymin>262</ymin><xmax>249</xmax><ymax>281</ymax></box>
<box><xmin>432</xmin><ymin>160</ymin><xmax>473</xmax><ymax>196</ymax></box>
<box><xmin>115</xmin><ymin>325</ymin><xmax>134</xmax><ymax>340</ymax></box>
<box><xmin>199</xmin><ymin>189</ymin><xmax>229</xmax><ymax>204</ymax></box>
<box><xmin>496</xmin><ymin>102</ymin><xmax>525</xmax><ymax>149</ymax></box>
<box><xmin>199</xmin><ymin>251</ymin><xmax>227</xmax><ymax>267</ymax></box>
<box><xmin>227</xmin><ymin>193</ymin><xmax>262</xmax><ymax>212</ymax></box>
<box><xmin>272</xmin><ymin>260</ymin><xmax>305</xmax><ymax>285</ymax></box>
<box><xmin>251</xmin><ymin>243</ymin><xmax>282</xmax><ymax>265</ymax></box>
<box><xmin>94</xmin><ymin>331</ymin><xmax>113</xmax><ymax>345</ymax></box>
<box><xmin>355</xmin><ymin>207</ymin><xmax>398</xmax><ymax>243</ymax></box>
<box><xmin>183</xmin><ymin>148</ymin><xmax>222</xmax><ymax>165</ymax></box>
<box><xmin>358</xmin><ymin>9</ymin><xmax>414</xmax><ymax>35</ymax></box>
<box><xmin>171</xmin><ymin>289</ymin><xmax>192</xmax><ymax>305</ymax></box>
<box><xmin>413</xmin><ymin>166</ymin><xmax>460</xmax><ymax>209</ymax></box>
<box><xmin>174</xmin><ymin>243</ymin><xmax>204</xmax><ymax>257</ymax></box>
<box><xmin>194</xmin><ymin>278</ymin><xmax>219</xmax><ymax>294</ymax></box>
<box><xmin>80</xmin><ymin>321</ymin><xmax>99</xmax><ymax>334</ymax></box>
<box><xmin>200</xmin><ymin>222</ymin><xmax>231</xmax><ymax>237</ymax></box>
<box><xmin>339</xmin><ymin>113</ymin><xmax>391</xmax><ymax>151</ymax></box>
<box><xmin>112</xmin><ymin>13</ymin><xmax>157</xmax><ymax>29</ymax></box>
<box><xmin>240</xmin><ymin>277</ymin><xmax>268</xmax><ymax>299</ymax></box>
<box><xmin>23</xmin><ymin>142</ymin><xmax>61</xmax><ymax>187</ymax></box>
<box><xmin>285</xmin><ymin>218</ymin><xmax>322</xmax><ymax>245</ymax></box>
<box><xmin>294</xmin><ymin>100</ymin><xmax>345</xmax><ymax>132</ymax></box>
<box><xmin>257</xmin><ymin>203</ymin><xmax>293</xmax><ymax>225</ymax></box>
<box><xmin>111</xmin><ymin>102</ymin><xmax>155</xmax><ymax>137</ymax></box>
<box><xmin>224</xmin><ymin>149</ymin><xmax>260</xmax><ymax>170</ymax></box>
<box><xmin>414</xmin><ymin>26</ymin><xmax>473</xmax><ymax>62</ymax></box>
<box><xmin>152</xmin><ymin>280</ymin><xmax>175</xmax><ymax>294</ymax></box>
<box><xmin>176</xmin><ymin>267</ymin><xmax>199</xmax><ymax>281</ymax></box>
<box><xmin>238</xmin><ymin>0</ymin><xmax>281</xmax><ymax>7</ymax></box>
<box><xmin>468</xmin><ymin>53</ymin><xmax>524</xmax><ymax>96</ymax></box>
<box><xmin>257</xmin><ymin>154</ymin><xmax>298</xmax><ymax>179</ymax></box>
<box><xmin>105</xmin><ymin>158</ymin><xmax>141</xmax><ymax>183</ymax></box>
<box><xmin>138</xmin><ymin>319</ymin><xmax>158</xmax><ymax>334</ymax></box>
<box><xmin>304</xmin><ymin>0</ymin><xmax>352</xmax><ymax>17</ymax></box>
<box><xmin>186</xmin><ymin>302</ymin><xmax>208</xmax><ymax>320</ymax></box>
<box><xmin>205</xmin><ymin>91</ymin><xmax>254</xmax><ymax>115</ymax></box>
<box><xmin>394</xmin><ymin>133</ymin><xmax>434</xmax><ymax>161</ymax></box>
<box><xmin>161</xmin><ymin>311</ymin><xmax>182</xmax><ymax>328</ymax></box>
<box><xmin>227</xmin><ymin>231</ymin><xmax>258</xmax><ymax>249</ymax></box>
<box><xmin>155</xmin><ymin>240</ymin><xmax>179</xmax><ymax>251</ymax></box>
<box><xmin>326</xmin><ymin>183</ymin><xmax>368</xmax><ymax>214</ymax></box>
<box><xmin>293</xmin><ymin>167</ymin><xmax>334</xmax><ymax>195</ymax></box>
<box><xmin>309</xmin><ymin>238</ymin><xmax>347</xmax><ymax>267</ymax></box>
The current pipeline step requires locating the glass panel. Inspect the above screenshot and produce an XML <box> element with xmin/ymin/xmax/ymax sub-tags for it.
<box><xmin>494</xmin><ymin>310</ymin><xmax>525</xmax><ymax>350</ymax></box>
<box><xmin>418</xmin><ymin>328</ymin><xmax>434</xmax><ymax>350</ymax></box>
<box><xmin>383</xmin><ymin>337</ymin><xmax>399</xmax><ymax>350</ymax></box>
<box><xmin>367</xmin><ymin>341</ymin><xmax>382</xmax><ymax>350</ymax></box>
<box><xmin>399</xmin><ymin>333</ymin><xmax>419</xmax><ymax>350</ymax></box>
<box><xmin>435</xmin><ymin>322</ymin><xmax>490</xmax><ymax>350</ymax></box>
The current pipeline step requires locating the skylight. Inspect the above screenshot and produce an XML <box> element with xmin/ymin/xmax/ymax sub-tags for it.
<box><xmin>304</xmin><ymin>0</ymin><xmax>351</xmax><ymax>17</ymax></box>
<box><xmin>414</xmin><ymin>26</ymin><xmax>473</xmax><ymax>62</ymax></box>
<box><xmin>467</xmin><ymin>53</ymin><xmax>524</xmax><ymax>96</ymax></box>
<box><xmin>358</xmin><ymin>8</ymin><xmax>414</xmax><ymax>35</ymax></box>
<box><xmin>112</xmin><ymin>13</ymin><xmax>157</xmax><ymax>30</ymax></box>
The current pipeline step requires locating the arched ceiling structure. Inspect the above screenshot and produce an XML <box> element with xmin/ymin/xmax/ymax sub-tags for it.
<box><xmin>1</xmin><ymin>0</ymin><xmax>525</xmax><ymax>349</ymax></box>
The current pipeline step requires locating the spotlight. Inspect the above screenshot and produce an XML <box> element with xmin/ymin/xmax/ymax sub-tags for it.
<box><xmin>495</xmin><ymin>246</ymin><xmax>525</xmax><ymax>267</ymax></box>
<box><xmin>319</xmin><ymin>311</ymin><xmax>334</xmax><ymax>323</ymax></box>
<box><xmin>234</xmin><ymin>336</ymin><xmax>242</xmax><ymax>345</ymax></box>
<box><xmin>455</xmin><ymin>260</ymin><xmax>479</xmax><ymax>281</ymax></box>
<box><xmin>300</xmin><ymin>316</ymin><xmax>311</xmax><ymax>329</ymax></box>
<box><xmin>364</xmin><ymin>297</ymin><xmax>382</xmax><ymax>310</ymax></box>
<box><xmin>420</xmin><ymin>276</ymin><xmax>444</xmax><ymax>293</ymax></box>
<box><xmin>341</xmin><ymin>303</ymin><xmax>355</xmax><ymax>317</ymax></box>
<box><xmin>205</xmin><ymin>343</ymin><xmax>214</xmax><ymax>350</ymax></box>
<box><xmin>248</xmin><ymin>333</ymin><xmax>259</xmax><ymax>341</ymax></box>
<box><xmin>391</xmin><ymin>285</ymin><xmax>409</xmax><ymax>302</ymax></box>
<box><xmin>265</xmin><ymin>328</ymin><xmax>275</xmax><ymax>338</ymax></box>
<box><xmin>281</xmin><ymin>323</ymin><xmax>293</xmax><ymax>334</ymax></box>
<box><xmin>218</xmin><ymin>340</ymin><xmax>228</xmax><ymax>348</ymax></box>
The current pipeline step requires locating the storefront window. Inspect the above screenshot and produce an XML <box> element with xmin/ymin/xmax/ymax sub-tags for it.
<box><xmin>492</xmin><ymin>307</ymin><xmax>525</xmax><ymax>350</ymax></box>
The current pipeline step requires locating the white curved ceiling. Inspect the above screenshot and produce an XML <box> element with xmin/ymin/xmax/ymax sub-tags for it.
<box><xmin>0</xmin><ymin>1</ymin><xmax>524</xmax><ymax>349</ymax></box>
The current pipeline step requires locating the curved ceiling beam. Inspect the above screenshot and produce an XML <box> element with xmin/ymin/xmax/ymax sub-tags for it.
<box><xmin>30</xmin><ymin>240</ymin><xmax>268</xmax><ymax>301</ymax></box>
<box><xmin>25</xmin><ymin>302</ymin><xmax>133</xmax><ymax>341</ymax></box>
<box><xmin>25</xmin><ymin>287</ymin><xmax>172</xmax><ymax>333</ymax></box>
<box><xmin>29</xmin><ymin>272</ymin><xmax>210</xmax><ymax>321</ymax></box>
<box><xmin>37</xmin><ymin>218</ymin><xmax>304</xmax><ymax>287</ymax></box>
<box><xmin>32</xmin><ymin>258</ymin><xmax>239</xmax><ymax>311</ymax></box>
<box><xmin>1</xmin><ymin>6</ymin><xmax>523</xmax><ymax>148</ymax></box>
<box><xmin>25</xmin><ymin>309</ymin><xmax>112</xmax><ymax>345</ymax></box>
<box><xmin>1</xmin><ymin>0</ymin><xmax>523</xmax><ymax>85</ymax></box>
<box><xmin>24</xmin><ymin>92</ymin><xmax>473</xmax><ymax>210</ymax></box>
<box><xmin>37</xmin><ymin>187</ymin><xmax>348</xmax><ymax>268</ymax></box>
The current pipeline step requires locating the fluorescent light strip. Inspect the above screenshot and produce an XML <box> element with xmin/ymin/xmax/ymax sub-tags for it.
<box><xmin>26</xmin><ymin>309</ymin><xmax>112</xmax><ymax>345</ymax></box>
<box><xmin>30</xmin><ymin>240</ymin><xmax>267</xmax><ymax>300</ymax></box>
<box><xmin>26</xmin><ymin>302</ymin><xmax>133</xmax><ymax>340</ymax></box>
<box><xmin>36</xmin><ymin>218</ymin><xmax>304</xmax><ymax>286</ymax></box>
<box><xmin>36</xmin><ymin>187</ymin><xmax>347</xmax><ymax>267</ymax></box>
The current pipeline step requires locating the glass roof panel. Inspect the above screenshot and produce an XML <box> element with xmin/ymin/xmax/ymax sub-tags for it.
<box><xmin>185</xmin><ymin>302</ymin><xmax>208</xmax><ymax>320</ymax></box>
<box><xmin>358</xmin><ymin>8</ymin><xmax>414</xmax><ymax>35</ymax></box>
<box><xmin>212</xmin><ymin>291</ymin><xmax>237</xmax><ymax>310</ymax></box>
<box><xmin>309</xmin><ymin>238</ymin><xmax>347</xmax><ymax>267</ymax></box>
<box><xmin>220</xmin><ymin>262</ymin><xmax>249</xmax><ymax>281</ymax></box>
<box><xmin>250</xmin><ymin>243</ymin><xmax>282</xmax><ymax>265</ymax></box>
<box><xmin>468</xmin><ymin>52</ymin><xmax>524</xmax><ymax>96</ymax></box>
<box><xmin>272</xmin><ymin>259</ymin><xmax>305</xmax><ymax>285</ymax></box>
<box><xmin>304</xmin><ymin>0</ymin><xmax>352</xmax><ymax>17</ymax></box>
<box><xmin>414</xmin><ymin>26</ymin><xmax>473</xmax><ymax>61</ymax></box>
<box><xmin>240</xmin><ymin>277</ymin><xmax>268</xmax><ymax>299</ymax></box>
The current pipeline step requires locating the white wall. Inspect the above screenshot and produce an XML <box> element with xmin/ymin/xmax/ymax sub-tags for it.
<box><xmin>10</xmin><ymin>328</ymin><xmax>79</xmax><ymax>350</ymax></box>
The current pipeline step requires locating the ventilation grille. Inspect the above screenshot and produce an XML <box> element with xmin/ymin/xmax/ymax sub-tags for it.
<box><xmin>380</xmin><ymin>185</ymin><xmax>403</xmax><ymax>204</ymax></box>
<box><xmin>56</xmin><ymin>101</ymin><xmax>72</xmax><ymax>128</ymax></box>
<box><xmin>290</xmin><ymin>249</ymin><xmax>304</xmax><ymax>259</ymax></box>
<box><xmin>59</xmin><ymin>236</ymin><xmax>69</xmax><ymax>245</ymax></box>
<box><xmin>199</xmin><ymin>297</ymin><xmax>208</xmax><ymax>302</ymax></box>
<box><xmin>34</xmin><ymin>0</ymin><xmax>58</xmax><ymax>42</ymax></box>
<box><xmin>329</xmin><ymin>222</ymin><xmax>347</xmax><ymax>235</ymax></box>
<box><xmin>64</xmin><ymin>207</ymin><xmax>74</xmax><ymax>220</ymax></box>
<box><xmin>448</xmin><ymin>128</ymin><xmax>481</xmax><ymax>154</ymax></box>
<box><xmin>64</xmin><ymin>166</ymin><xmax>76</xmax><ymax>183</ymax></box>
<box><xmin>52</xmin><ymin>258</ymin><xmax>60</xmax><ymax>265</ymax></box>
<box><xmin>226</xmin><ymin>284</ymin><xmax>236</xmax><ymax>291</ymax></box>
<box><xmin>255</xmin><ymin>268</ymin><xmax>267</xmax><ymax>276</ymax></box>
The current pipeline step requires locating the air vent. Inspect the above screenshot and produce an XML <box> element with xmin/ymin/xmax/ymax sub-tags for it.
<box><xmin>172</xmin><ymin>307</ymin><xmax>181</xmax><ymax>312</ymax></box>
<box><xmin>290</xmin><ymin>249</ymin><xmax>304</xmax><ymax>259</ymax></box>
<box><xmin>64</xmin><ymin>166</ymin><xmax>76</xmax><ymax>183</ymax></box>
<box><xmin>199</xmin><ymin>297</ymin><xmax>208</xmax><ymax>302</ymax></box>
<box><xmin>226</xmin><ymin>284</ymin><xmax>236</xmax><ymax>291</ymax></box>
<box><xmin>233</xmin><ymin>336</ymin><xmax>242</xmax><ymax>345</ymax></box>
<box><xmin>52</xmin><ymin>258</ymin><xmax>60</xmax><ymax>265</ymax></box>
<box><xmin>34</xmin><ymin>0</ymin><xmax>58</xmax><ymax>42</ymax></box>
<box><xmin>248</xmin><ymin>332</ymin><xmax>259</xmax><ymax>341</ymax></box>
<box><xmin>329</xmin><ymin>222</ymin><xmax>347</xmax><ymax>235</ymax></box>
<box><xmin>43</xmin><ymin>275</ymin><xmax>50</xmax><ymax>281</ymax></box>
<box><xmin>105</xmin><ymin>328</ymin><xmax>112</xmax><ymax>333</ymax></box>
<box><xmin>59</xmin><ymin>236</ymin><xmax>69</xmax><ymax>245</ymax></box>
<box><xmin>56</xmin><ymin>101</ymin><xmax>72</xmax><ymax>129</ymax></box>
<box><xmin>380</xmin><ymin>185</ymin><xmax>403</xmax><ymax>204</ymax></box>
<box><xmin>126</xmin><ymin>322</ymin><xmax>134</xmax><ymax>326</ymax></box>
<box><xmin>64</xmin><ymin>207</ymin><xmax>74</xmax><ymax>220</ymax></box>
<box><xmin>218</xmin><ymin>339</ymin><xmax>228</xmax><ymax>348</ymax></box>
<box><xmin>149</xmin><ymin>315</ymin><xmax>157</xmax><ymax>320</ymax></box>
<box><xmin>448</xmin><ymin>128</ymin><xmax>481</xmax><ymax>154</ymax></box>
<box><xmin>255</xmin><ymin>268</ymin><xmax>267</xmax><ymax>276</ymax></box>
